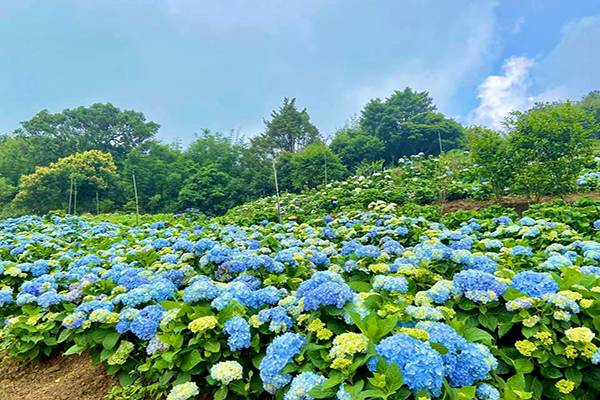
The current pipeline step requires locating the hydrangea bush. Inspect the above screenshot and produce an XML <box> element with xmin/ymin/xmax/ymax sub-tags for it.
<box><xmin>0</xmin><ymin>204</ymin><xmax>599</xmax><ymax>399</ymax></box>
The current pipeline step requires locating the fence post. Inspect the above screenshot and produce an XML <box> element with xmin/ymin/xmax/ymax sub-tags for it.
<box><xmin>272</xmin><ymin>158</ymin><xmax>282</xmax><ymax>224</ymax></box>
<box><xmin>67</xmin><ymin>176</ymin><xmax>74</xmax><ymax>215</ymax></box>
<box><xmin>132</xmin><ymin>171</ymin><xmax>140</xmax><ymax>225</ymax></box>
<box><xmin>73</xmin><ymin>179</ymin><xmax>77</xmax><ymax>215</ymax></box>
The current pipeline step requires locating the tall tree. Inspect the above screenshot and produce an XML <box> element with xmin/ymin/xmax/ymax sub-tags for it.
<box><xmin>465</xmin><ymin>126</ymin><xmax>512</xmax><ymax>198</ymax></box>
<box><xmin>330</xmin><ymin>127</ymin><xmax>384</xmax><ymax>172</ymax></box>
<box><xmin>580</xmin><ymin>91</ymin><xmax>600</xmax><ymax>138</ymax></box>
<box><xmin>121</xmin><ymin>141</ymin><xmax>186</xmax><ymax>213</ymax></box>
<box><xmin>359</xmin><ymin>87</ymin><xmax>463</xmax><ymax>163</ymax></box>
<box><xmin>16</xmin><ymin>103</ymin><xmax>159</xmax><ymax>163</ymax></box>
<box><xmin>12</xmin><ymin>150</ymin><xmax>117</xmax><ymax>214</ymax></box>
<box><xmin>251</xmin><ymin>98</ymin><xmax>321</xmax><ymax>155</ymax></box>
<box><xmin>508</xmin><ymin>102</ymin><xmax>594</xmax><ymax>199</ymax></box>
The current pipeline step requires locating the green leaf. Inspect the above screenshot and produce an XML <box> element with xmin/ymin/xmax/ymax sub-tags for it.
<box><xmin>102</xmin><ymin>332</ymin><xmax>120</xmax><ymax>350</ymax></box>
<box><xmin>118</xmin><ymin>370</ymin><xmax>135</xmax><ymax>386</ymax></box>
<box><xmin>462</xmin><ymin>327</ymin><xmax>493</xmax><ymax>345</ymax></box>
<box><xmin>214</xmin><ymin>386</ymin><xmax>228</xmax><ymax>400</ymax></box>
<box><xmin>181</xmin><ymin>349</ymin><xmax>201</xmax><ymax>371</ymax></box>
<box><xmin>513</xmin><ymin>358</ymin><xmax>533</xmax><ymax>374</ymax></box>
<box><xmin>565</xmin><ymin>367</ymin><xmax>582</xmax><ymax>385</ymax></box>
<box><xmin>64</xmin><ymin>344</ymin><xmax>83</xmax><ymax>355</ymax></box>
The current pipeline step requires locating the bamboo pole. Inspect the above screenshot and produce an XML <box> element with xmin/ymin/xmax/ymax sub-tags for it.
<box><xmin>132</xmin><ymin>171</ymin><xmax>140</xmax><ymax>225</ymax></box>
<box><xmin>272</xmin><ymin>159</ymin><xmax>282</xmax><ymax>224</ymax></box>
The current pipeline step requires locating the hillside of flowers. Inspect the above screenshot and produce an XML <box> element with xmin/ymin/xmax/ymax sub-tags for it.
<box><xmin>222</xmin><ymin>153</ymin><xmax>491</xmax><ymax>225</ymax></box>
<box><xmin>1</xmin><ymin>202</ymin><xmax>600</xmax><ymax>400</ymax></box>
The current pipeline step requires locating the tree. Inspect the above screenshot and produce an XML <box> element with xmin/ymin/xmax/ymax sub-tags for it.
<box><xmin>16</xmin><ymin>103</ymin><xmax>159</xmax><ymax>163</ymax></box>
<box><xmin>13</xmin><ymin>150</ymin><xmax>117</xmax><ymax>214</ymax></box>
<box><xmin>330</xmin><ymin>127</ymin><xmax>384</xmax><ymax>172</ymax></box>
<box><xmin>580</xmin><ymin>91</ymin><xmax>600</xmax><ymax>138</ymax></box>
<box><xmin>359</xmin><ymin>87</ymin><xmax>463</xmax><ymax>162</ymax></box>
<box><xmin>0</xmin><ymin>135</ymin><xmax>44</xmax><ymax>184</ymax></box>
<box><xmin>251</xmin><ymin>98</ymin><xmax>321</xmax><ymax>155</ymax></box>
<box><xmin>465</xmin><ymin>126</ymin><xmax>512</xmax><ymax>198</ymax></box>
<box><xmin>177</xmin><ymin>165</ymin><xmax>239</xmax><ymax>215</ymax></box>
<box><xmin>121</xmin><ymin>142</ymin><xmax>186</xmax><ymax>213</ymax></box>
<box><xmin>508</xmin><ymin>102</ymin><xmax>594</xmax><ymax>199</ymax></box>
<box><xmin>289</xmin><ymin>144</ymin><xmax>346</xmax><ymax>191</ymax></box>
<box><xmin>0</xmin><ymin>177</ymin><xmax>17</xmax><ymax>206</ymax></box>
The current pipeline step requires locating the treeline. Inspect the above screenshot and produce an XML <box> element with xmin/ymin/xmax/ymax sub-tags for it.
<box><xmin>0</xmin><ymin>89</ymin><xmax>599</xmax><ymax>216</ymax></box>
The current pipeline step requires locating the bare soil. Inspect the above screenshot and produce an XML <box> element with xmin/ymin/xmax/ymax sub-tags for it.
<box><xmin>438</xmin><ymin>191</ymin><xmax>600</xmax><ymax>215</ymax></box>
<box><xmin>0</xmin><ymin>353</ymin><xmax>115</xmax><ymax>400</ymax></box>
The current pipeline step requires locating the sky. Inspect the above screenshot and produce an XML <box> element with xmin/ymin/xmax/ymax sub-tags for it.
<box><xmin>0</xmin><ymin>0</ymin><xmax>599</xmax><ymax>144</ymax></box>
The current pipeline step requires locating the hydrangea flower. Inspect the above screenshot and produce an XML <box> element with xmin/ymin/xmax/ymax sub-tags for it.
<box><xmin>166</xmin><ymin>382</ymin><xmax>199</xmax><ymax>400</ymax></box>
<box><xmin>476</xmin><ymin>383</ymin><xmax>500</xmax><ymax>400</ymax></box>
<box><xmin>259</xmin><ymin>333</ymin><xmax>305</xmax><ymax>393</ymax></box>
<box><xmin>511</xmin><ymin>271</ymin><xmax>559</xmax><ymax>298</ymax></box>
<box><xmin>223</xmin><ymin>316</ymin><xmax>251</xmax><ymax>351</ymax></box>
<box><xmin>371</xmin><ymin>333</ymin><xmax>444</xmax><ymax>396</ymax></box>
<box><xmin>373</xmin><ymin>275</ymin><xmax>408</xmax><ymax>293</ymax></box>
<box><xmin>453</xmin><ymin>270</ymin><xmax>506</xmax><ymax>303</ymax></box>
<box><xmin>210</xmin><ymin>360</ymin><xmax>243</xmax><ymax>385</ymax></box>
<box><xmin>284</xmin><ymin>372</ymin><xmax>325</xmax><ymax>400</ymax></box>
<box><xmin>295</xmin><ymin>271</ymin><xmax>353</xmax><ymax>311</ymax></box>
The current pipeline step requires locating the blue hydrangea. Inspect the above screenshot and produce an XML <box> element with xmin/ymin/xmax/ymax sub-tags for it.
<box><xmin>296</xmin><ymin>271</ymin><xmax>354</xmax><ymax>311</ymax></box>
<box><xmin>415</xmin><ymin>322</ymin><xmax>467</xmax><ymax>354</ymax></box>
<box><xmin>130</xmin><ymin>304</ymin><xmax>165</xmax><ymax>340</ymax></box>
<box><xmin>493</xmin><ymin>216</ymin><xmax>512</xmax><ymax>225</ymax></box>
<box><xmin>580</xmin><ymin>265</ymin><xmax>600</xmax><ymax>277</ymax></box>
<box><xmin>146</xmin><ymin>335</ymin><xmax>168</xmax><ymax>355</ymax></box>
<box><xmin>511</xmin><ymin>271</ymin><xmax>558</xmax><ymax>298</ymax></box>
<box><xmin>223</xmin><ymin>316</ymin><xmax>251</xmax><ymax>351</ymax></box>
<box><xmin>355</xmin><ymin>245</ymin><xmax>381</xmax><ymax>258</ymax></box>
<box><xmin>372</xmin><ymin>333</ymin><xmax>444</xmax><ymax>397</ymax></box>
<box><xmin>592</xmin><ymin>348</ymin><xmax>600</xmax><ymax>365</ymax></box>
<box><xmin>424</xmin><ymin>280</ymin><xmax>458</xmax><ymax>304</ymax></box>
<box><xmin>476</xmin><ymin>383</ymin><xmax>500</xmax><ymax>400</ymax></box>
<box><xmin>116</xmin><ymin>307</ymin><xmax>140</xmax><ymax>334</ymax></box>
<box><xmin>37</xmin><ymin>290</ymin><xmax>64</xmax><ymax>308</ymax></box>
<box><xmin>446</xmin><ymin>343</ymin><xmax>496</xmax><ymax>387</ymax></box>
<box><xmin>151</xmin><ymin>238</ymin><xmax>170</xmax><ymax>250</ymax></box>
<box><xmin>62</xmin><ymin>311</ymin><xmax>86</xmax><ymax>329</ymax></box>
<box><xmin>258</xmin><ymin>306</ymin><xmax>293</xmax><ymax>333</ymax></box>
<box><xmin>373</xmin><ymin>275</ymin><xmax>408</xmax><ymax>293</ymax></box>
<box><xmin>519</xmin><ymin>217</ymin><xmax>536</xmax><ymax>226</ymax></box>
<box><xmin>284</xmin><ymin>371</ymin><xmax>325</xmax><ymax>400</ymax></box>
<box><xmin>182</xmin><ymin>276</ymin><xmax>222</xmax><ymax>303</ymax></box>
<box><xmin>0</xmin><ymin>288</ymin><xmax>13</xmax><ymax>306</ymax></box>
<box><xmin>259</xmin><ymin>333</ymin><xmax>305</xmax><ymax>394</ymax></box>
<box><xmin>453</xmin><ymin>270</ymin><xmax>507</xmax><ymax>303</ymax></box>
<box><xmin>593</xmin><ymin>220</ymin><xmax>600</xmax><ymax>230</ymax></box>
<box><xmin>511</xmin><ymin>245</ymin><xmax>533</xmax><ymax>257</ymax></box>
<box><xmin>541</xmin><ymin>254</ymin><xmax>572</xmax><ymax>270</ymax></box>
<box><xmin>336</xmin><ymin>384</ymin><xmax>351</xmax><ymax>400</ymax></box>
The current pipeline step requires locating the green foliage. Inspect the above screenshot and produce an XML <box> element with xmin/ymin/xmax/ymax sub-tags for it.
<box><xmin>288</xmin><ymin>143</ymin><xmax>347</xmax><ymax>191</ymax></box>
<box><xmin>508</xmin><ymin>102</ymin><xmax>595</xmax><ymax>199</ymax></box>
<box><xmin>13</xmin><ymin>150</ymin><xmax>117</xmax><ymax>214</ymax></box>
<box><xmin>360</xmin><ymin>87</ymin><xmax>464</xmax><ymax>163</ymax></box>
<box><xmin>466</xmin><ymin>126</ymin><xmax>513</xmax><ymax>198</ymax></box>
<box><xmin>330</xmin><ymin>127</ymin><xmax>385</xmax><ymax>172</ymax></box>
<box><xmin>251</xmin><ymin>97</ymin><xmax>321</xmax><ymax>155</ymax></box>
<box><xmin>16</xmin><ymin>103</ymin><xmax>159</xmax><ymax>163</ymax></box>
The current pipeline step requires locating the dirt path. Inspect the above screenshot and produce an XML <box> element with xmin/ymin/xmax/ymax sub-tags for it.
<box><xmin>0</xmin><ymin>353</ymin><xmax>115</xmax><ymax>400</ymax></box>
<box><xmin>438</xmin><ymin>191</ymin><xmax>600</xmax><ymax>215</ymax></box>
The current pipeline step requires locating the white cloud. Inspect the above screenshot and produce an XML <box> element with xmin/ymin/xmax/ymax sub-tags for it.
<box><xmin>344</xmin><ymin>0</ymin><xmax>498</xmax><ymax>120</ymax></box>
<box><xmin>469</xmin><ymin>56</ymin><xmax>535</xmax><ymax>129</ymax></box>
<box><xmin>469</xmin><ymin>14</ymin><xmax>600</xmax><ymax>130</ymax></box>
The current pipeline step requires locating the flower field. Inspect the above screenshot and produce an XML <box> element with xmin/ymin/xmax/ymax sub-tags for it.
<box><xmin>1</xmin><ymin>203</ymin><xmax>600</xmax><ymax>400</ymax></box>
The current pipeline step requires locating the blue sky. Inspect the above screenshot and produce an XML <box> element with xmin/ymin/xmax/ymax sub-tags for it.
<box><xmin>1</xmin><ymin>1</ymin><xmax>599</xmax><ymax>143</ymax></box>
